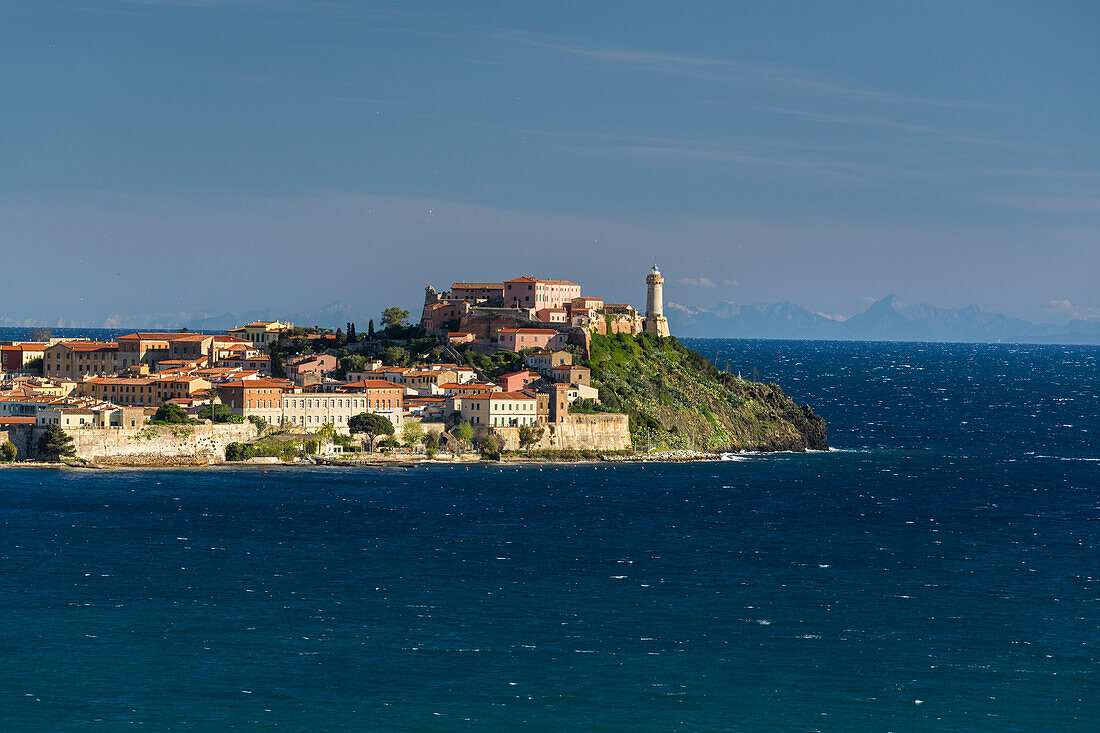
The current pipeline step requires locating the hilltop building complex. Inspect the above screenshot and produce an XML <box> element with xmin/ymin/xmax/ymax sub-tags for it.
<box><xmin>420</xmin><ymin>267</ymin><xmax>669</xmax><ymax>348</ymax></box>
<box><xmin>0</xmin><ymin>269</ymin><xmax>663</xmax><ymax>460</ymax></box>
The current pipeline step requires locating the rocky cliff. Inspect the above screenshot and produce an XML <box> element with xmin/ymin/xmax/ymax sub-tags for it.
<box><xmin>580</xmin><ymin>334</ymin><xmax>827</xmax><ymax>452</ymax></box>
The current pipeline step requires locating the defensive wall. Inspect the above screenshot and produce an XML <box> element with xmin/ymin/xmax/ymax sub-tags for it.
<box><xmin>483</xmin><ymin>413</ymin><xmax>630</xmax><ymax>452</ymax></box>
<box><xmin>37</xmin><ymin>422</ymin><xmax>256</xmax><ymax>465</ymax></box>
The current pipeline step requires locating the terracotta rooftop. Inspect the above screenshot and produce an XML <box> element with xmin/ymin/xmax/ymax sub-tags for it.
<box><xmin>0</xmin><ymin>396</ymin><xmax>63</xmax><ymax>403</ymax></box>
<box><xmin>496</xmin><ymin>328</ymin><xmax>560</xmax><ymax>335</ymax></box>
<box><xmin>2</xmin><ymin>342</ymin><xmax>48</xmax><ymax>351</ymax></box>
<box><xmin>504</xmin><ymin>276</ymin><xmax>580</xmax><ymax>286</ymax></box>
<box><xmin>82</xmin><ymin>377</ymin><xmax>158</xmax><ymax>385</ymax></box>
<box><xmin>338</xmin><ymin>380</ymin><xmax>403</xmax><ymax>390</ymax></box>
<box><xmin>463</xmin><ymin>391</ymin><xmax>537</xmax><ymax>401</ymax></box>
<box><xmin>118</xmin><ymin>332</ymin><xmax>189</xmax><ymax>340</ymax></box>
<box><xmin>218</xmin><ymin>379</ymin><xmax>287</xmax><ymax>389</ymax></box>
<box><xmin>56</xmin><ymin>341</ymin><xmax>118</xmax><ymax>351</ymax></box>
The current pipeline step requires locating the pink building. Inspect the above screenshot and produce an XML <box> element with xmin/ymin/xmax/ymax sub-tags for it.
<box><xmin>285</xmin><ymin>354</ymin><xmax>337</xmax><ymax>381</ymax></box>
<box><xmin>535</xmin><ymin>308</ymin><xmax>568</xmax><ymax>323</ymax></box>
<box><xmin>496</xmin><ymin>370</ymin><xmax>540</xmax><ymax>392</ymax></box>
<box><xmin>495</xmin><ymin>328</ymin><xmax>566</xmax><ymax>352</ymax></box>
<box><xmin>504</xmin><ymin>276</ymin><xmax>582</xmax><ymax>310</ymax></box>
<box><xmin>421</xmin><ymin>301</ymin><xmax>470</xmax><ymax>334</ymax></box>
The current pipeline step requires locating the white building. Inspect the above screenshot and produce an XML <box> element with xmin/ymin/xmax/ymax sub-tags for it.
<box><xmin>460</xmin><ymin>391</ymin><xmax>538</xmax><ymax>428</ymax></box>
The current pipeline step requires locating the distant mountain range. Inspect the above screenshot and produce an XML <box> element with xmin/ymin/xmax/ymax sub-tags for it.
<box><xmin>177</xmin><ymin>302</ymin><xmax>359</xmax><ymax>332</ymax></box>
<box><xmin>0</xmin><ymin>302</ymin><xmax>361</xmax><ymax>332</ymax></box>
<box><xmin>5</xmin><ymin>295</ymin><xmax>1099</xmax><ymax>345</ymax></box>
<box><xmin>667</xmin><ymin>295</ymin><xmax>1100</xmax><ymax>344</ymax></box>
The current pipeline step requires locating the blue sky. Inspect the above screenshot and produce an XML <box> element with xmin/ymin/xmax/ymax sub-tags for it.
<box><xmin>1</xmin><ymin>0</ymin><xmax>1097</xmax><ymax>327</ymax></box>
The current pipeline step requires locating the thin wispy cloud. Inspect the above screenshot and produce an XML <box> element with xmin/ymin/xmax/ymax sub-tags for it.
<box><xmin>750</xmin><ymin>104</ymin><xmax>1009</xmax><ymax>147</ymax></box>
<box><xmin>512</xmin><ymin>34</ymin><xmax>980</xmax><ymax>110</ymax></box>
<box><xmin>679</xmin><ymin>277</ymin><xmax>717</xmax><ymax>288</ymax></box>
<box><xmin>566</xmin><ymin>137</ymin><xmax>920</xmax><ymax>185</ymax></box>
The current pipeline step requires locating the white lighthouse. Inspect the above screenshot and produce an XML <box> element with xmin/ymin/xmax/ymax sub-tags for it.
<box><xmin>644</xmin><ymin>264</ymin><xmax>670</xmax><ymax>337</ymax></box>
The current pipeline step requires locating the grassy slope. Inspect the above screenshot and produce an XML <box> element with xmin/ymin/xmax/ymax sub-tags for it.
<box><xmin>582</xmin><ymin>333</ymin><xmax>828</xmax><ymax>452</ymax></box>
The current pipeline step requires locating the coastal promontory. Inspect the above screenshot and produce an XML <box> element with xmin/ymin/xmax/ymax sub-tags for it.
<box><xmin>575</xmin><ymin>333</ymin><xmax>828</xmax><ymax>453</ymax></box>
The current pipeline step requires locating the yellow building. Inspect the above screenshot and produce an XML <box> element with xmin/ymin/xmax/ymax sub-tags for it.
<box><xmin>226</xmin><ymin>321</ymin><xmax>292</xmax><ymax>347</ymax></box>
<box><xmin>42</xmin><ymin>341</ymin><xmax>119</xmax><ymax>379</ymax></box>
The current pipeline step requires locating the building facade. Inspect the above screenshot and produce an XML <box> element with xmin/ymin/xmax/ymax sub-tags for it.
<box><xmin>226</xmin><ymin>321</ymin><xmax>291</xmax><ymax>347</ymax></box>
<box><xmin>525</xmin><ymin>349</ymin><xmax>572</xmax><ymax>376</ymax></box>
<box><xmin>43</xmin><ymin>341</ymin><xmax>120</xmax><ymax>379</ymax></box>
<box><xmin>461</xmin><ymin>391</ymin><xmax>538</xmax><ymax>427</ymax></box>
<box><xmin>495</xmin><ymin>328</ymin><xmax>566</xmax><ymax>352</ymax></box>
<box><xmin>504</xmin><ymin>277</ymin><xmax>582</xmax><ymax>309</ymax></box>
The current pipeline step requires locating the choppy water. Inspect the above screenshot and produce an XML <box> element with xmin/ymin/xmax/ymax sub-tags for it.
<box><xmin>2</xmin><ymin>340</ymin><xmax>1097</xmax><ymax>730</ymax></box>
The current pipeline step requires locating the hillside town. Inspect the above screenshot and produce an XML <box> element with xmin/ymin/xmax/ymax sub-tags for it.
<box><xmin>0</xmin><ymin>268</ymin><xmax>672</xmax><ymax>463</ymax></box>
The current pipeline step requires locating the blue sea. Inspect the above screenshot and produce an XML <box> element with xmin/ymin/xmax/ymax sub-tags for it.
<box><xmin>2</xmin><ymin>339</ymin><xmax>1097</xmax><ymax>731</ymax></box>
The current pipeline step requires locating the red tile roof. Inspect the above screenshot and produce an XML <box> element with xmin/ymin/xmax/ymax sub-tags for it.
<box><xmin>463</xmin><ymin>391</ymin><xmax>536</xmax><ymax>401</ymax></box>
<box><xmin>218</xmin><ymin>379</ymin><xmax>287</xmax><ymax>389</ymax></box>
<box><xmin>339</xmin><ymin>380</ymin><xmax>404</xmax><ymax>390</ymax></box>
<box><xmin>55</xmin><ymin>341</ymin><xmax>118</xmax><ymax>352</ymax></box>
<box><xmin>504</xmin><ymin>276</ymin><xmax>579</xmax><ymax>286</ymax></box>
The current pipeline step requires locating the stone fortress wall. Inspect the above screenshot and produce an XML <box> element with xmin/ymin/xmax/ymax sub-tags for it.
<box><xmin>46</xmin><ymin>423</ymin><xmax>256</xmax><ymax>465</ymax></box>
<box><xmin>487</xmin><ymin>413</ymin><xmax>630</xmax><ymax>452</ymax></box>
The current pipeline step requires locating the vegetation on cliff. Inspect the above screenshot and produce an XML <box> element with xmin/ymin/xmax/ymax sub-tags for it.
<box><xmin>580</xmin><ymin>333</ymin><xmax>827</xmax><ymax>452</ymax></box>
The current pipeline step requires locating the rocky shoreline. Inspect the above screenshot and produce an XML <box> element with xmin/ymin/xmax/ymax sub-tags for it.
<box><xmin>3</xmin><ymin>444</ymin><xmax>832</xmax><ymax>470</ymax></box>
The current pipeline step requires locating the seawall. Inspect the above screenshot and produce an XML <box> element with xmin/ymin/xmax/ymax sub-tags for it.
<box><xmin>46</xmin><ymin>423</ymin><xmax>256</xmax><ymax>465</ymax></box>
<box><xmin>485</xmin><ymin>413</ymin><xmax>631</xmax><ymax>452</ymax></box>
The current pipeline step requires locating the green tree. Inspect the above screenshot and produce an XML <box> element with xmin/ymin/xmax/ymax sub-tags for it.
<box><xmin>247</xmin><ymin>414</ymin><xmax>268</xmax><ymax>433</ymax></box>
<box><xmin>317</xmin><ymin>422</ymin><xmax>337</xmax><ymax>441</ymax></box>
<box><xmin>378</xmin><ymin>345</ymin><xmax>409</xmax><ymax>366</ymax></box>
<box><xmin>348</xmin><ymin>412</ymin><xmax>395</xmax><ymax>452</ymax></box>
<box><xmin>198</xmin><ymin>403</ymin><xmax>244</xmax><ymax>424</ymax></box>
<box><xmin>341</xmin><ymin>354</ymin><xmax>367</xmax><ymax>374</ymax></box>
<box><xmin>1</xmin><ymin>441</ymin><xmax>17</xmax><ymax>462</ymax></box>
<box><xmin>479</xmin><ymin>433</ymin><xmax>500</xmax><ymax>460</ymax></box>
<box><xmin>518</xmin><ymin>425</ymin><xmax>545</xmax><ymax>456</ymax></box>
<box><xmin>153</xmin><ymin>402</ymin><xmax>191</xmax><ymax>424</ymax></box>
<box><xmin>368</xmin><ymin>319</ymin><xmax>375</xmax><ymax>339</ymax></box>
<box><xmin>421</xmin><ymin>431</ymin><xmax>439</xmax><ymax>459</ymax></box>
<box><xmin>225</xmin><ymin>442</ymin><xmax>255</xmax><ymax>461</ymax></box>
<box><xmin>38</xmin><ymin>424</ymin><xmax>75</xmax><ymax>461</ymax></box>
<box><xmin>381</xmin><ymin>306</ymin><xmax>410</xmax><ymax>330</ymax></box>
<box><xmin>401</xmin><ymin>420</ymin><xmax>424</xmax><ymax>450</ymax></box>
<box><xmin>454</xmin><ymin>421</ymin><xmax>473</xmax><ymax>451</ymax></box>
